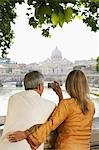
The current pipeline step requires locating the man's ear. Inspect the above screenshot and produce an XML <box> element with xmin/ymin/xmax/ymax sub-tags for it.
<box><xmin>38</xmin><ymin>84</ymin><xmax>41</xmax><ymax>91</ymax></box>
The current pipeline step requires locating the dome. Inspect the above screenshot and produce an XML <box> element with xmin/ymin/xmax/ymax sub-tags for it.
<box><xmin>51</xmin><ymin>46</ymin><xmax>62</xmax><ymax>61</ymax></box>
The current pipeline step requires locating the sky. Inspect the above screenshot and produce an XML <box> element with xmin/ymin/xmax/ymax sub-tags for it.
<box><xmin>8</xmin><ymin>3</ymin><xmax>99</xmax><ymax>64</ymax></box>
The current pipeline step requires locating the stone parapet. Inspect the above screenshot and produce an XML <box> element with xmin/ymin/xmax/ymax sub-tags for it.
<box><xmin>90</xmin><ymin>117</ymin><xmax>99</xmax><ymax>149</ymax></box>
<box><xmin>91</xmin><ymin>129</ymin><xmax>99</xmax><ymax>149</ymax></box>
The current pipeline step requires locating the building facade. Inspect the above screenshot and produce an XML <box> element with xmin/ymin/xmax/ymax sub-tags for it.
<box><xmin>0</xmin><ymin>48</ymin><xmax>98</xmax><ymax>86</ymax></box>
<box><xmin>39</xmin><ymin>46</ymin><xmax>73</xmax><ymax>81</ymax></box>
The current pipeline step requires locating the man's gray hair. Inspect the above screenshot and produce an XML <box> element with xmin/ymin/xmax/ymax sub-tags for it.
<box><xmin>24</xmin><ymin>71</ymin><xmax>44</xmax><ymax>90</ymax></box>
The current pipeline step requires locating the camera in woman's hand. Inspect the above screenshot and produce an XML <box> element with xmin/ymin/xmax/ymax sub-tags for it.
<box><xmin>48</xmin><ymin>83</ymin><xmax>54</xmax><ymax>89</ymax></box>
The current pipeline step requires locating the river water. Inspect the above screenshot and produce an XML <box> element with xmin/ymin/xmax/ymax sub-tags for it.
<box><xmin>0</xmin><ymin>82</ymin><xmax>99</xmax><ymax>118</ymax></box>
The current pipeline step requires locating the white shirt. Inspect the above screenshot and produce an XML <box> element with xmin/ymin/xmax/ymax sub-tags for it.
<box><xmin>0</xmin><ymin>90</ymin><xmax>55</xmax><ymax>150</ymax></box>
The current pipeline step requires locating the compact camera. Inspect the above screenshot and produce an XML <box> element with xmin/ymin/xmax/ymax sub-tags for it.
<box><xmin>48</xmin><ymin>82</ymin><xmax>54</xmax><ymax>88</ymax></box>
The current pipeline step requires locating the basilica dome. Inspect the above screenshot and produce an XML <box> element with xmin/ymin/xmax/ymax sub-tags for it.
<box><xmin>51</xmin><ymin>46</ymin><xmax>62</xmax><ymax>61</ymax></box>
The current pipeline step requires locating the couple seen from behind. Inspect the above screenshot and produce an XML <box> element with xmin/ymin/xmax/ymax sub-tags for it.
<box><xmin>0</xmin><ymin>70</ymin><xmax>95</xmax><ymax>150</ymax></box>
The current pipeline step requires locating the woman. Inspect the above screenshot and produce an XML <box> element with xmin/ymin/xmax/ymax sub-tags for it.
<box><xmin>8</xmin><ymin>70</ymin><xmax>95</xmax><ymax>150</ymax></box>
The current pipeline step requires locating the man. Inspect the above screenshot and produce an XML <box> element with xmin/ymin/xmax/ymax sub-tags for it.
<box><xmin>0</xmin><ymin>71</ymin><xmax>56</xmax><ymax>150</ymax></box>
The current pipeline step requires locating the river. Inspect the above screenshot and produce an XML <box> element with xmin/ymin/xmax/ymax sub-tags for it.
<box><xmin>0</xmin><ymin>82</ymin><xmax>99</xmax><ymax>118</ymax></box>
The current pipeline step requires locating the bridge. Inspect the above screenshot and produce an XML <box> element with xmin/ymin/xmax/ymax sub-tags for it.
<box><xmin>0</xmin><ymin>73</ymin><xmax>24</xmax><ymax>83</ymax></box>
<box><xmin>0</xmin><ymin>73</ymin><xmax>98</xmax><ymax>87</ymax></box>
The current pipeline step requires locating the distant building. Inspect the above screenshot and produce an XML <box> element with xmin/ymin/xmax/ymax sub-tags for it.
<box><xmin>39</xmin><ymin>46</ymin><xmax>73</xmax><ymax>80</ymax></box>
<box><xmin>73</xmin><ymin>58</ymin><xmax>97</xmax><ymax>74</ymax></box>
<box><xmin>0</xmin><ymin>58</ymin><xmax>11</xmax><ymax>64</ymax></box>
<box><xmin>74</xmin><ymin>58</ymin><xmax>96</xmax><ymax>67</ymax></box>
<box><xmin>0</xmin><ymin>48</ymin><xmax>97</xmax><ymax>84</ymax></box>
<box><xmin>0</xmin><ymin>65</ymin><xmax>7</xmax><ymax>74</ymax></box>
<box><xmin>26</xmin><ymin>63</ymin><xmax>39</xmax><ymax>72</ymax></box>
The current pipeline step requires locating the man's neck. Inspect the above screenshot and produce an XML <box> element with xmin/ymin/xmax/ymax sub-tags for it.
<box><xmin>33</xmin><ymin>89</ymin><xmax>41</xmax><ymax>96</ymax></box>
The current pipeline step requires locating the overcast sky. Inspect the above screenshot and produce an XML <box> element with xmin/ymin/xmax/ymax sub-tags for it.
<box><xmin>8</xmin><ymin>3</ymin><xmax>99</xmax><ymax>64</ymax></box>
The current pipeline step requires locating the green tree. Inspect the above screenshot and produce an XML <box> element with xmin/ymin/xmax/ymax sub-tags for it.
<box><xmin>96</xmin><ymin>56</ymin><xmax>99</xmax><ymax>72</ymax></box>
<box><xmin>0</xmin><ymin>0</ymin><xmax>17</xmax><ymax>58</ymax></box>
<box><xmin>26</xmin><ymin>0</ymin><xmax>99</xmax><ymax>37</ymax></box>
<box><xmin>0</xmin><ymin>0</ymin><xmax>99</xmax><ymax>57</ymax></box>
<box><xmin>0</xmin><ymin>0</ymin><xmax>24</xmax><ymax>58</ymax></box>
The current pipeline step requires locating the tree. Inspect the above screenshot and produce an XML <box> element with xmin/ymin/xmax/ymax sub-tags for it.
<box><xmin>0</xmin><ymin>0</ymin><xmax>17</xmax><ymax>58</ymax></box>
<box><xmin>0</xmin><ymin>0</ymin><xmax>24</xmax><ymax>58</ymax></box>
<box><xmin>26</xmin><ymin>0</ymin><xmax>99</xmax><ymax>37</ymax></box>
<box><xmin>0</xmin><ymin>0</ymin><xmax>99</xmax><ymax>57</ymax></box>
<box><xmin>96</xmin><ymin>56</ymin><xmax>99</xmax><ymax>72</ymax></box>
